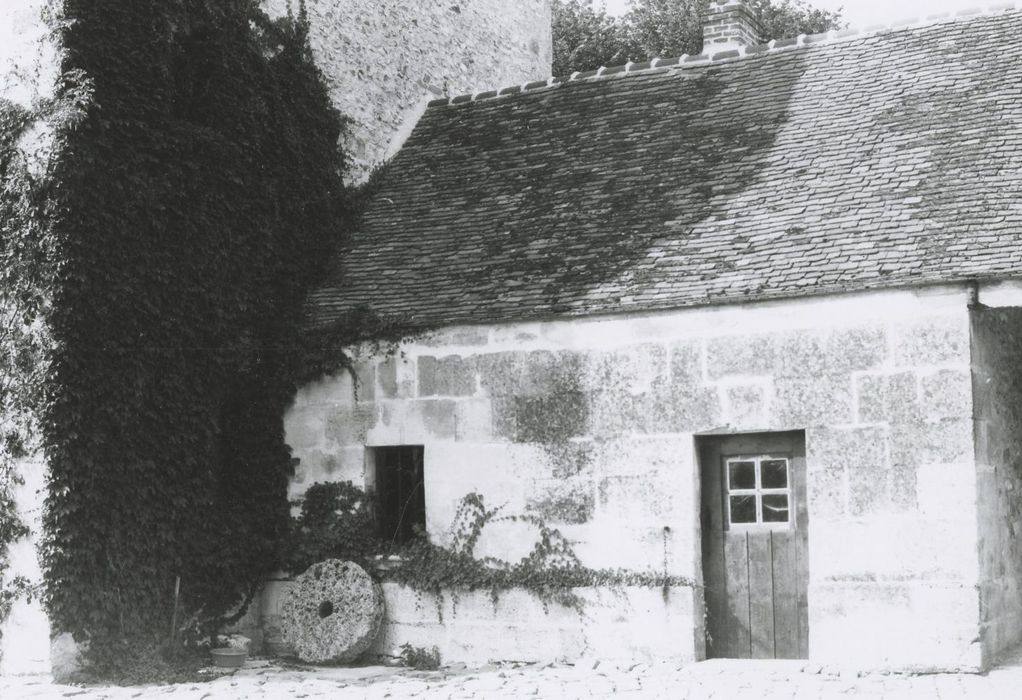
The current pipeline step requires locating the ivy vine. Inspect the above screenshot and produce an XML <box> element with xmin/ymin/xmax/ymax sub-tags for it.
<box><xmin>0</xmin><ymin>69</ymin><xmax>82</xmax><ymax>648</ymax></box>
<box><xmin>288</xmin><ymin>484</ymin><xmax>696</xmax><ymax>622</ymax></box>
<box><xmin>31</xmin><ymin>0</ymin><xmax>360</xmax><ymax>670</ymax></box>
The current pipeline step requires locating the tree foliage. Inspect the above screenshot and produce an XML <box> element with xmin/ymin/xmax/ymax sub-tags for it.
<box><xmin>553</xmin><ymin>0</ymin><xmax>845</xmax><ymax>76</ymax></box>
<box><xmin>0</xmin><ymin>67</ymin><xmax>87</xmax><ymax>649</ymax></box>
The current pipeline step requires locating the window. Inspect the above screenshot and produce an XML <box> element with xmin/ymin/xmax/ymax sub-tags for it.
<box><xmin>725</xmin><ymin>455</ymin><xmax>792</xmax><ymax>529</ymax></box>
<box><xmin>369</xmin><ymin>446</ymin><xmax>425</xmax><ymax>545</ymax></box>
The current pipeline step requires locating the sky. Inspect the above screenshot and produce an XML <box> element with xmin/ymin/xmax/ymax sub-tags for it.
<box><xmin>602</xmin><ymin>0</ymin><xmax>996</xmax><ymax>29</ymax></box>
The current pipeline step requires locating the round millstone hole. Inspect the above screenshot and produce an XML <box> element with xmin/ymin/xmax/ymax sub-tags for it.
<box><xmin>281</xmin><ymin>559</ymin><xmax>384</xmax><ymax>663</ymax></box>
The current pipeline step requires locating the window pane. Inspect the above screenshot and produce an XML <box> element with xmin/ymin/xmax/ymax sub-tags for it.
<box><xmin>762</xmin><ymin>494</ymin><xmax>790</xmax><ymax>523</ymax></box>
<box><xmin>728</xmin><ymin>461</ymin><xmax>756</xmax><ymax>490</ymax></box>
<box><xmin>761</xmin><ymin>459</ymin><xmax>789</xmax><ymax>489</ymax></box>
<box><xmin>730</xmin><ymin>495</ymin><xmax>757</xmax><ymax>524</ymax></box>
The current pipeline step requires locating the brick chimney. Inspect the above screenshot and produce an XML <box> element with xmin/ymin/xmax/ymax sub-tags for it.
<box><xmin>703</xmin><ymin>0</ymin><xmax>762</xmax><ymax>53</ymax></box>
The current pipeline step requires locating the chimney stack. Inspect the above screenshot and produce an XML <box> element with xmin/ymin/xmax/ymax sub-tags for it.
<box><xmin>703</xmin><ymin>0</ymin><xmax>762</xmax><ymax>53</ymax></box>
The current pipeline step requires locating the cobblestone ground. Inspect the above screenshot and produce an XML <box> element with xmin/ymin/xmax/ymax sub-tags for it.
<box><xmin>4</xmin><ymin>656</ymin><xmax>1022</xmax><ymax>699</ymax></box>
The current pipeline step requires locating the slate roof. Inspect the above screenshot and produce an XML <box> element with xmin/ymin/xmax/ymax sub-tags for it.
<box><xmin>307</xmin><ymin>7</ymin><xmax>1022</xmax><ymax>329</ymax></box>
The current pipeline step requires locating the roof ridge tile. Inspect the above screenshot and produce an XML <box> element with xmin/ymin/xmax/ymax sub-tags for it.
<box><xmin>427</xmin><ymin>3</ymin><xmax>1020</xmax><ymax>109</ymax></box>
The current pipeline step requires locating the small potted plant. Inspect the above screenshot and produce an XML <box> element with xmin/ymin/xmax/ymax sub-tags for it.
<box><xmin>209</xmin><ymin>634</ymin><xmax>250</xmax><ymax>669</ymax></box>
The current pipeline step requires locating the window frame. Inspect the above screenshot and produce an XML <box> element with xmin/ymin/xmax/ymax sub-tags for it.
<box><xmin>367</xmin><ymin>445</ymin><xmax>426</xmax><ymax>545</ymax></box>
<box><xmin>723</xmin><ymin>453</ymin><xmax>794</xmax><ymax>532</ymax></box>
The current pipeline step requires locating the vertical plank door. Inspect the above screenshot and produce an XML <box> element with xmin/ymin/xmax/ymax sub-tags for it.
<box><xmin>699</xmin><ymin>432</ymin><xmax>808</xmax><ymax>659</ymax></box>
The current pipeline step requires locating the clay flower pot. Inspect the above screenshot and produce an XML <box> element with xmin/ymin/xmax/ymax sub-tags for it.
<box><xmin>210</xmin><ymin>647</ymin><xmax>248</xmax><ymax>668</ymax></box>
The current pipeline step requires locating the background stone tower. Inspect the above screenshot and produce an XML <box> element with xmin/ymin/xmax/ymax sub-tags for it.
<box><xmin>262</xmin><ymin>0</ymin><xmax>553</xmax><ymax>182</ymax></box>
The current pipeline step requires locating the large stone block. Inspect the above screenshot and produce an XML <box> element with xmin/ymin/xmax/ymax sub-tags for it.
<box><xmin>489</xmin><ymin>395</ymin><xmax>518</xmax><ymax>441</ymax></box>
<box><xmin>288</xmin><ymin>446</ymin><xmax>367</xmax><ymax>498</ymax></box>
<box><xmin>706</xmin><ymin>333</ymin><xmax>776</xmax><ymax>379</ymax></box>
<box><xmin>920</xmin><ymin>368</ymin><xmax>972</xmax><ymax>422</ymax></box>
<box><xmin>856</xmin><ymin>371</ymin><xmax>919</xmax><ymax>425</ymax></box>
<box><xmin>426</xmin><ymin>479</ymin><xmax>531</xmax><ymax>546</ymax></box>
<box><xmin>589</xmin><ymin>381</ymin><xmax>720</xmax><ymax>437</ymax></box>
<box><xmin>378</xmin><ymin>399</ymin><xmax>457</xmax><ymax>442</ymax></box>
<box><xmin>472</xmin><ymin>517</ymin><xmax>544</xmax><ymax>564</ymax></box>
<box><xmin>809</xmin><ymin>425</ymin><xmax>888</xmax><ymax>473</ymax></box>
<box><xmin>591</xmin><ymin>435</ymin><xmax>695</xmax><ymax>479</ymax></box>
<box><xmin>512</xmin><ymin>391</ymin><xmax>589</xmax><ymax>443</ymax></box>
<box><xmin>847</xmin><ymin>463</ymin><xmax>892</xmax><ymax>517</ymax></box>
<box><xmin>377</xmin><ymin>355</ymin><xmax>415</xmax><ymax>399</ymax></box>
<box><xmin>774</xmin><ymin>373</ymin><xmax>855</xmax><ymax>428</ymax></box>
<box><xmin>811</xmin><ymin>515</ymin><xmax>977</xmax><ymax>583</ymax></box>
<box><xmin>722</xmin><ymin>382</ymin><xmax>769</xmax><ymax>429</ymax></box>
<box><xmin>418</xmin><ymin>355</ymin><xmax>476</xmax><ymax>397</ymax></box>
<box><xmin>442</xmin><ymin>620</ymin><xmax>574</xmax><ymax>665</ymax></box>
<box><xmin>916</xmin><ymin>462</ymin><xmax>977</xmax><ymax>520</ymax></box>
<box><xmin>369</xmin><ymin>621</ymin><xmax>447</xmax><ymax>660</ymax></box>
<box><xmin>807</xmin><ymin>461</ymin><xmax>847</xmax><ymax>518</ymax></box>
<box><xmin>526</xmin><ymin>477</ymin><xmax>596</xmax><ymax>524</ymax></box>
<box><xmin>455</xmin><ymin>398</ymin><xmax>493</xmax><ymax>441</ymax></box>
<box><xmin>810</xmin><ymin>581</ymin><xmax>981</xmax><ymax>672</ymax></box>
<box><xmin>669</xmin><ymin>384</ymin><xmax>724</xmax><ymax>432</ymax></box>
<box><xmin>583</xmin><ymin>343</ymin><xmax>668</xmax><ymax>394</ymax></box>
<box><xmin>323</xmin><ymin>403</ymin><xmax>377</xmax><ymax>446</ymax></box>
<box><xmin>890</xmin><ymin>418</ymin><xmax>973</xmax><ymax>466</ymax></box>
<box><xmin>892</xmin><ymin>316</ymin><xmax>970</xmax><ymax>367</ymax></box>
<box><xmin>476</xmin><ymin>351</ymin><xmax>524</xmax><ymax>397</ymax></box>
<box><xmin>378</xmin><ymin>582</ymin><xmax>444</xmax><ymax>625</ymax></box>
<box><xmin>597</xmin><ymin>475</ymin><xmax>687</xmax><ymax>523</ymax></box>
<box><xmin>544</xmin><ymin>440</ymin><xmax>596</xmax><ymax>478</ymax></box>
<box><xmin>420</xmin><ymin>399</ymin><xmax>458</xmax><ymax>440</ymax></box>
<box><xmin>424</xmin><ymin>442</ymin><xmax>553</xmax><ymax>485</ymax></box>
<box><xmin>351</xmin><ymin>361</ymin><xmax>375</xmax><ymax>402</ymax></box>
<box><xmin>810</xmin><ymin>426</ymin><xmax>890</xmax><ymax>516</ymax></box>
<box><xmin>291</xmin><ymin>371</ymin><xmax>356</xmax><ymax>408</ymax></box>
<box><xmin>775</xmin><ymin>325</ymin><xmax>886</xmax><ymax>378</ymax></box>
<box><xmin>669</xmin><ymin>340</ymin><xmax>703</xmax><ymax>384</ymax></box>
<box><xmin>575</xmin><ymin>586</ymin><xmax>698</xmax><ymax>662</ymax></box>
<box><xmin>478</xmin><ymin>350</ymin><xmax>584</xmax><ymax>398</ymax></box>
<box><xmin>418</xmin><ymin>326</ymin><xmax>490</xmax><ymax>347</ymax></box>
<box><xmin>889</xmin><ymin>460</ymin><xmax>918</xmax><ymax>509</ymax></box>
<box><xmin>571</xmin><ymin>522</ymin><xmax>697</xmax><ymax>577</ymax></box>
<box><xmin>284</xmin><ymin>406</ymin><xmax>328</xmax><ymax>450</ymax></box>
<box><xmin>587</xmin><ymin>390</ymin><xmax>650</xmax><ymax>437</ymax></box>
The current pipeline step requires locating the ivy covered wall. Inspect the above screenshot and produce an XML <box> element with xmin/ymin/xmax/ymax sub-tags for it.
<box><xmin>23</xmin><ymin>0</ymin><xmax>352</xmax><ymax>661</ymax></box>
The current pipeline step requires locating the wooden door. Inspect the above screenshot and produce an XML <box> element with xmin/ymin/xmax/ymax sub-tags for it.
<box><xmin>699</xmin><ymin>432</ymin><xmax>808</xmax><ymax>659</ymax></box>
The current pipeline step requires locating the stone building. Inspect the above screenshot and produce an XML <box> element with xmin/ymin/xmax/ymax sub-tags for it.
<box><xmin>262</xmin><ymin>0</ymin><xmax>552</xmax><ymax>182</ymax></box>
<box><xmin>266</xmin><ymin>2</ymin><xmax>1022</xmax><ymax>674</ymax></box>
<box><xmin>0</xmin><ymin>0</ymin><xmax>554</xmax><ymax>675</ymax></box>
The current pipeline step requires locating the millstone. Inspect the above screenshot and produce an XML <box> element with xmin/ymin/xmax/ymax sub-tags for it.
<box><xmin>281</xmin><ymin>559</ymin><xmax>384</xmax><ymax>663</ymax></box>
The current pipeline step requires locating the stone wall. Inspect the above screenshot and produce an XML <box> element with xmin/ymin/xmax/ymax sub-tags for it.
<box><xmin>252</xmin><ymin>579</ymin><xmax>695</xmax><ymax>664</ymax></box>
<box><xmin>283</xmin><ymin>284</ymin><xmax>983</xmax><ymax>671</ymax></box>
<box><xmin>261</xmin><ymin>0</ymin><xmax>552</xmax><ymax>182</ymax></box>
<box><xmin>971</xmin><ymin>305</ymin><xmax>1022</xmax><ymax>666</ymax></box>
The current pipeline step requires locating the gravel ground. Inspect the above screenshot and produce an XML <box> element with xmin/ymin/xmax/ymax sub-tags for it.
<box><xmin>4</xmin><ymin>655</ymin><xmax>1022</xmax><ymax>699</ymax></box>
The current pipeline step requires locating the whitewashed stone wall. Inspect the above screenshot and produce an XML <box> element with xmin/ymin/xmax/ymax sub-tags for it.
<box><xmin>261</xmin><ymin>0</ymin><xmax>552</xmax><ymax>182</ymax></box>
<box><xmin>282</xmin><ymin>284</ymin><xmax>993</xmax><ymax>671</ymax></box>
<box><xmin>254</xmin><ymin>579</ymin><xmax>697</xmax><ymax>665</ymax></box>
